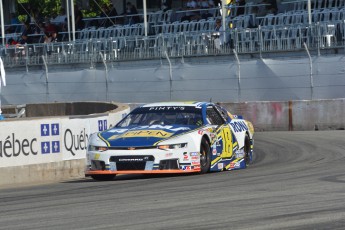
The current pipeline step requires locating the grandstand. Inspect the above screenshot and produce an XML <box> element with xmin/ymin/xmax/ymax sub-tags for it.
<box><xmin>0</xmin><ymin>0</ymin><xmax>345</xmax><ymax>105</ymax></box>
<box><xmin>0</xmin><ymin>0</ymin><xmax>344</xmax><ymax>67</ymax></box>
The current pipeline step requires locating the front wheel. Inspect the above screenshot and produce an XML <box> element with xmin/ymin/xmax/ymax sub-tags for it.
<box><xmin>91</xmin><ymin>174</ymin><xmax>116</xmax><ymax>181</ymax></box>
<box><xmin>200</xmin><ymin>138</ymin><xmax>211</xmax><ymax>174</ymax></box>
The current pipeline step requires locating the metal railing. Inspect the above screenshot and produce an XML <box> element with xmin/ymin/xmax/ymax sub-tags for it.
<box><xmin>1</xmin><ymin>20</ymin><xmax>344</xmax><ymax>68</ymax></box>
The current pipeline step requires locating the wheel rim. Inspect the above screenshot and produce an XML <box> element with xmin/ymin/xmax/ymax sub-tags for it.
<box><xmin>200</xmin><ymin>146</ymin><xmax>207</xmax><ymax>167</ymax></box>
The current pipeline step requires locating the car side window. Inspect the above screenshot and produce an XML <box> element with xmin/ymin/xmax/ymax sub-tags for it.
<box><xmin>206</xmin><ymin>107</ymin><xmax>225</xmax><ymax>125</ymax></box>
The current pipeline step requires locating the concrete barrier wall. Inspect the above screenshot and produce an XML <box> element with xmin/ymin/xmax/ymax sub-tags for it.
<box><xmin>220</xmin><ymin>98</ymin><xmax>345</xmax><ymax>131</ymax></box>
<box><xmin>0</xmin><ymin>102</ymin><xmax>129</xmax><ymax>187</ymax></box>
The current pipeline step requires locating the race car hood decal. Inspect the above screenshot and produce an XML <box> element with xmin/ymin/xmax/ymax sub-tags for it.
<box><xmin>99</xmin><ymin>125</ymin><xmax>197</xmax><ymax>147</ymax></box>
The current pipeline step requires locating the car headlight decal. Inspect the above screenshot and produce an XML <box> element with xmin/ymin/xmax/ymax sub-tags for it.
<box><xmin>158</xmin><ymin>143</ymin><xmax>188</xmax><ymax>150</ymax></box>
<box><xmin>88</xmin><ymin>145</ymin><xmax>108</xmax><ymax>152</ymax></box>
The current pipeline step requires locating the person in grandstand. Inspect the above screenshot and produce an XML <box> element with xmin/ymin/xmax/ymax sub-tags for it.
<box><xmin>236</xmin><ymin>0</ymin><xmax>246</xmax><ymax>16</ymax></box>
<box><xmin>124</xmin><ymin>2</ymin><xmax>140</xmax><ymax>25</ymax></box>
<box><xmin>74</xmin><ymin>4</ymin><xmax>85</xmax><ymax>30</ymax></box>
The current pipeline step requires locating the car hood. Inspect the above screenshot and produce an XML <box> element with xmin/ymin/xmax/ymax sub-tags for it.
<box><xmin>99</xmin><ymin>125</ymin><xmax>198</xmax><ymax>147</ymax></box>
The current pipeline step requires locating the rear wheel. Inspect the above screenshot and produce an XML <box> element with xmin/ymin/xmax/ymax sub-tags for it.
<box><xmin>244</xmin><ymin>134</ymin><xmax>251</xmax><ymax>166</ymax></box>
<box><xmin>200</xmin><ymin>138</ymin><xmax>211</xmax><ymax>174</ymax></box>
<box><xmin>91</xmin><ymin>174</ymin><xmax>116</xmax><ymax>181</ymax></box>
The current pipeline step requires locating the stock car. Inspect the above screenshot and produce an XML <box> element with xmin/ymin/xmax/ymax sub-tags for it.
<box><xmin>85</xmin><ymin>102</ymin><xmax>254</xmax><ymax>180</ymax></box>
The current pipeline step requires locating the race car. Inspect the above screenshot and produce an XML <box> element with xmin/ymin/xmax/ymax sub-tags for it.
<box><xmin>85</xmin><ymin>101</ymin><xmax>254</xmax><ymax>180</ymax></box>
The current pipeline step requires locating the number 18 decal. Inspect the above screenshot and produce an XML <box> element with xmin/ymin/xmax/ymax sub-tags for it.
<box><xmin>217</xmin><ymin>125</ymin><xmax>233</xmax><ymax>158</ymax></box>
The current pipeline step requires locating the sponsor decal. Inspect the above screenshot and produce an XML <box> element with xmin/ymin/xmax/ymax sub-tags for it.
<box><xmin>198</xmin><ymin>130</ymin><xmax>204</xmax><ymax>135</ymax></box>
<box><xmin>212</xmin><ymin>149</ymin><xmax>217</xmax><ymax>155</ymax></box>
<box><xmin>235</xmin><ymin>149</ymin><xmax>244</xmax><ymax>158</ymax></box>
<box><xmin>194</xmin><ymin>165</ymin><xmax>201</xmax><ymax>170</ymax></box>
<box><xmin>230</xmin><ymin>121</ymin><xmax>248</xmax><ymax>133</ymax></box>
<box><xmin>108</xmin><ymin>129</ymin><xmax>128</xmax><ymax>134</ymax></box>
<box><xmin>122</xmin><ymin>130</ymin><xmax>173</xmax><ymax>138</ymax></box>
<box><xmin>183</xmin><ymin>152</ymin><xmax>189</xmax><ymax>161</ymax></box>
<box><xmin>229</xmin><ymin>161</ymin><xmax>241</xmax><ymax>169</ymax></box>
<box><xmin>94</xmin><ymin>153</ymin><xmax>100</xmax><ymax>160</ymax></box>
<box><xmin>218</xmin><ymin>163</ymin><xmax>224</xmax><ymax>169</ymax></box>
<box><xmin>149</xmin><ymin>106</ymin><xmax>185</xmax><ymax>111</ymax></box>
<box><xmin>190</xmin><ymin>152</ymin><xmax>199</xmax><ymax>156</ymax></box>
<box><xmin>0</xmin><ymin>133</ymin><xmax>38</xmax><ymax>157</ymax></box>
<box><xmin>118</xmin><ymin>158</ymin><xmax>144</xmax><ymax>162</ymax></box>
<box><xmin>181</xmin><ymin>165</ymin><xmax>191</xmax><ymax>170</ymax></box>
<box><xmin>191</xmin><ymin>161</ymin><xmax>200</xmax><ymax>166</ymax></box>
<box><xmin>98</xmin><ymin>120</ymin><xmax>108</xmax><ymax>131</ymax></box>
<box><xmin>165</xmin><ymin>152</ymin><xmax>173</xmax><ymax>157</ymax></box>
<box><xmin>135</xmin><ymin>125</ymin><xmax>190</xmax><ymax>132</ymax></box>
<box><xmin>109</xmin><ymin>162</ymin><xmax>116</xmax><ymax>171</ymax></box>
<box><xmin>191</xmin><ymin>156</ymin><xmax>199</xmax><ymax>160</ymax></box>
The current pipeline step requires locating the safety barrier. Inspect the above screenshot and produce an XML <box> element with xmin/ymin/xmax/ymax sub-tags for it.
<box><xmin>0</xmin><ymin>102</ymin><xmax>129</xmax><ymax>187</ymax></box>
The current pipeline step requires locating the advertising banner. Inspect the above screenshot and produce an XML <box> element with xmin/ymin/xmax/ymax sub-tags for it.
<box><xmin>0</xmin><ymin>106</ymin><xmax>129</xmax><ymax>167</ymax></box>
<box><xmin>0</xmin><ymin>119</ymin><xmax>63</xmax><ymax>168</ymax></box>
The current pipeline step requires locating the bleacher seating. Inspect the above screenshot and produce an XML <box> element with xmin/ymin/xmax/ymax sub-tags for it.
<box><xmin>1</xmin><ymin>1</ymin><xmax>345</xmax><ymax>67</ymax></box>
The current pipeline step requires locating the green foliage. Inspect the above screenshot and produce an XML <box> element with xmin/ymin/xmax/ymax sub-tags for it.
<box><xmin>16</xmin><ymin>0</ymin><xmax>113</xmax><ymax>19</ymax></box>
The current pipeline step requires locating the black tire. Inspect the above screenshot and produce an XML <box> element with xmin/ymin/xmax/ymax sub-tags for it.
<box><xmin>91</xmin><ymin>174</ymin><xmax>116</xmax><ymax>181</ymax></box>
<box><xmin>244</xmin><ymin>134</ymin><xmax>251</xmax><ymax>166</ymax></box>
<box><xmin>200</xmin><ymin>138</ymin><xmax>211</xmax><ymax>174</ymax></box>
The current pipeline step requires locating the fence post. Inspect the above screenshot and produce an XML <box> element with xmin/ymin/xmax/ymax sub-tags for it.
<box><xmin>41</xmin><ymin>55</ymin><xmax>49</xmax><ymax>102</ymax></box>
<box><xmin>303</xmin><ymin>42</ymin><xmax>313</xmax><ymax>100</ymax></box>
<box><xmin>233</xmin><ymin>49</ymin><xmax>241</xmax><ymax>102</ymax></box>
<box><xmin>164</xmin><ymin>51</ymin><xmax>173</xmax><ymax>100</ymax></box>
<box><xmin>100</xmin><ymin>52</ymin><xmax>108</xmax><ymax>101</ymax></box>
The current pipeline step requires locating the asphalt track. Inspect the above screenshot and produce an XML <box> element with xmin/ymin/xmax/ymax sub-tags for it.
<box><xmin>0</xmin><ymin>131</ymin><xmax>345</xmax><ymax>230</ymax></box>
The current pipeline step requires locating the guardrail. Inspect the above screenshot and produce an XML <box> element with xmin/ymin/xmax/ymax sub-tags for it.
<box><xmin>1</xmin><ymin>21</ymin><xmax>344</xmax><ymax>67</ymax></box>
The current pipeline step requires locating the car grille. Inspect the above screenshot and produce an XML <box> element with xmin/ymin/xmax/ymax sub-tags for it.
<box><xmin>109</xmin><ymin>156</ymin><xmax>155</xmax><ymax>171</ymax></box>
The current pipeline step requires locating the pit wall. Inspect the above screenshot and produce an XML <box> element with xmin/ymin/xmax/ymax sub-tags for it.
<box><xmin>220</xmin><ymin>98</ymin><xmax>345</xmax><ymax>131</ymax></box>
<box><xmin>0</xmin><ymin>102</ymin><xmax>130</xmax><ymax>187</ymax></box>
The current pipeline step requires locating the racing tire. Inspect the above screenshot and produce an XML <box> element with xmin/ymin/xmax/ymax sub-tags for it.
<box><xmin>91</xmin><ymin>174</ymin><xmax>116</xmax><ymax>181</ymax></box>
<box><xmin>244</xmin><ymin>134</ymin><xmax>251</xmax><ymax>166</ymax></box>
<box><xmin>200</xmin><ymin>138</ymin><xmax>211</xmax><ymax>174</ymax></box>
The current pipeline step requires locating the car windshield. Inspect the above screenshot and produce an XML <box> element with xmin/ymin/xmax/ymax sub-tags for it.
<box><xmin>116</xmin><ymin>106</ymin><xmax>203</xmax><ymax>128</ymax></box>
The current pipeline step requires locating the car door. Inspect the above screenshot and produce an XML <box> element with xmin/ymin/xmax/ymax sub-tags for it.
<box><xmin>206</xmin><ymin>106</ymin><xmax>233</xmax><ymax>159</ymax></box>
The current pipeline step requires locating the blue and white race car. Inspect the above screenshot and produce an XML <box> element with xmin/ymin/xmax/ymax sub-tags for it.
<box><xmin>86</xmin><ymin>102</ymin><xmax>254</xmax><ymax>180</ymax></box>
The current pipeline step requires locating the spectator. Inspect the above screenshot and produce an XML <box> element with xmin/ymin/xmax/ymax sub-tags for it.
<box><xmin>213</xmin><ymin>18</ymin><xmax>223</xmax><ymax>50</ymax></box>
<box><xmin>215</xmin><ymin>18</ymin><xmax>222</xmax><ymax>31</ymax></box>
<box><xmin>19</xmin><ymin>22</ymin><xmax>33</xmax><ymax>44</ymax></box>
<box><xmin>261</xmin><ymin>0</ymin><xmax>278</xmax><ymax>14</ymax></box>
<box><xmin>10</xmin><ymin>13</ymin><xmax>20</xmax><ymax>25</ymax></box>
<box><xmin>182</xmin><ymin>0</ymin><xmax>198</xmax><ymax>21</ymax></box>
<box><xmin>52</xmin><ymin>8</ymin><xmax>67</xmax><ymax>29</ymax></box>
<box><xmin>124</xmin><ymin>2</ymin><xmax>140</xmax><ymax>25</ymax></box>
<box><xmin>100</xmin><ymin>4</ymin><xmax>118</xmax><ymax>27</ymax></box>
<box><xmin>161</xmin><ymin>0</ymin><xmax>172</xmax><ymax>12</ymax></box>
<box><xmin>44</xmin><ymin>31</ymin><xmax>58</xmax><ymax>43</ymax></box>
<box><xmin>45</xmin><ymin>20</ymin><xmax>57</xmax><ymax>35</ymax></box>
<box><xmin>6</xmin><ymin>13</ymin><xmax>20</xmax><ymax>33</ymax></box>
<box><xmin>74</xmin><ymin>4</ymin><xmax>85</xmax><ymax>30</ymax></box>
<box><xmin>236</xmin><ymin>0</ymin><xmax>246</xmax><ymax>16</ymax></box>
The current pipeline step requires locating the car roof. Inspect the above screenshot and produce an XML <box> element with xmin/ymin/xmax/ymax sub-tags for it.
<box><xmin>141</xmin><ymin>101</ymin><xmax>210</xmax><ymax>108</ymax></box>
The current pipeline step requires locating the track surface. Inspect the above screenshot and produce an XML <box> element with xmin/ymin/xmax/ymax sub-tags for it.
<box><xmin>1</xmin><ymin>131</ymin><xmax>345</xmax><ymax>230</ymax></box>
